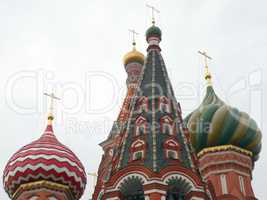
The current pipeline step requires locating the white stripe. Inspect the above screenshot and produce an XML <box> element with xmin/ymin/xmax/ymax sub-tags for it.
<box><xmin>8</xmin><ymin>154</ymin><xmax>84</xmax><ymax>173</ymax></box>
<box><xmin>4</xmin><ymin>163</ymin><xmax>86</xmax><ymax>187</ymax></box>
<box><xmin>144</xmin><ymin>189</ymin><xmax>166</xmax><ymax>195</ymax></box>
<box><xmin>16</xmin><ymin>147</ymin><xmax>76</xmax><ymax>158</ymax></box>
<box><xmin>6</xmin><ymin>173</ymin><xmax>82</xmax><ymax>196</ymax></box>
<box><xmin>199</xmin><ymin>160</ymin><xmax>252</xmax><ymax>171</ymax></box>
<box><xmin>203</xmin><ymin>169</ymin><xmax>250</xmax><ymax>179</ymax></box>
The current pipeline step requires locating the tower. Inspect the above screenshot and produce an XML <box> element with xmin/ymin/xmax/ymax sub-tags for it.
<box><xmin>3</xmin><ymin>94</ymin><xmax>87</xmax><ymax>200</ymax></box>
<box><xmin>185</xmin><ymin>53</ymin><xmax>262</xmax><ymax>200</ymax></box>
<box><xmin>93</xmin><ymin>21</ymin><xmax>210</xmax><ymax>200</ymax></box>
<box><xmin>92</xmin><ymin>32</ymin><xmax>145</xmax><ymax>200</ymax></box>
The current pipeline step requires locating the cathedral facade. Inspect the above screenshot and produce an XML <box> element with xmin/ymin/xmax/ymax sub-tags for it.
<box><xmin>2</xmin><ymin>20</ymin><xmax>261</xmax><ymax>200</ymax></box>
<box><xmin>92</xmin><ymin>22</ymin><xmax>261</xmax><ymax>200</ymax></box>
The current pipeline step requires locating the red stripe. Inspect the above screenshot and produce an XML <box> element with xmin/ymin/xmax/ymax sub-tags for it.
<box><xmin>6</xmin><ymin>157</ymin><xmax>86</xmax><ymax>179</ymax></box>
<box><xmin>8</xmin><ymin>150</ymin><xmax>84</xmax><ymax>169</ymax></box>
<box><xmin>5</xmin><ymin>167</ymin><xmax>84</xmax><ymax>198</ymax></box>
<box><xmin>3</xmin><ymin>124</ymin><xmax>86</xmax><ymax>199</ymax></box>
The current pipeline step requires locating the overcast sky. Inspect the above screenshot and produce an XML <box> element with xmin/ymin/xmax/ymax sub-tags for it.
<box><xmin>0</xmin><ymin>0</ymin><xmax>266</xmax><ymax>199</ymax></box>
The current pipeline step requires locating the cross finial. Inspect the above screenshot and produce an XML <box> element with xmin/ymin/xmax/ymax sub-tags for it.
<box><xmin>198</xmin><ymin>51</ymin><xmax>213</xmax><ymax>85</ymax></box>
<box><xmin>44</xmin><ymin>92</ymin><xmax>60</xmax><ymax>124</ymax></box>
<box><xmin>128</xmin><ymin>29</ymin><xmax>139</xmax><ymax>48</ymax></box>
<box><xmin>198</xmin><ymin>50</ymin><xmax>212</xmax><ymax>67</ymax></box>
<box><xmin>146</xmin><ymin>4</ymin><xmax>160</xmax><ymax>25</ymax></box>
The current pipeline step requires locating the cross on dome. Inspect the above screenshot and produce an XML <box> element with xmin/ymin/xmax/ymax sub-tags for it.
<box><xmin>198</xmin><ymin>50</ymin><xmax>213</xmax><ymax>85</ymax></box>
<box><xmin>43</xmin><ymin>92</ymin><xmax>60</xmax><ymax>124</ymax></box>
<box><xmin>146</xmin><ymin>4</ymin><xmax>160</xmax><ymax>25</ymax></box>
<box><xmin>128</xmin><ymin>29</ymin><xmax>139</xmax><ymax>48</ymax></box>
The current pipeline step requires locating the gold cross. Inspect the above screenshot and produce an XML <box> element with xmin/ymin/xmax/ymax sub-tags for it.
<box><xmin>198</xmin><ymin>51</ymin><xmax>213</xmax><ymax>84</ymax></box>
<box><xmin>128</xmin><ymin>29</ymin><xmax>139</xmax><ymax>47</ymax></box>
<box><xmin>198</xmin><ymin>50</ymin><xmax>212</xmax><ymax>67</ymax></box>
<box><xmin>146</xmin><ymin>4</ymin><xmax>160</xmax><ymax>24</ymax></box>
<box><xmin>44</xmin><ymin>92</ymin><xmax>60</xmax><ymax>114</ymax></box>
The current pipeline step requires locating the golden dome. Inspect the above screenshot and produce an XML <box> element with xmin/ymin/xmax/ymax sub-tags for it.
<box><xmin>123</xmin><ymin>48</ymin><xmax>145</xmax><ymax>66</ymax></box>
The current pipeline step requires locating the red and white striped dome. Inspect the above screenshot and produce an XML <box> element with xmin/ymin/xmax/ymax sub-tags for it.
<box><xmin>3</xmin><ymin>123</ymin><xmax>87</xmax><ymax>199</ymax></box>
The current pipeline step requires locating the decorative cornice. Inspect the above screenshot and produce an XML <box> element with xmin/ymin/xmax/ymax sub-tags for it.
<box><xmin>12</xmin><ymin>180</ymin><xmax>74</xmax><ymax>200</ymax></box>
<box><xmin>197</xmin><ymin>145</ymin><xmax>253</xmax><ymax>158</ymax></box>
<box><xmin>202</xmin><ymin>168</ymin><xmax>251</xmax><ymax>180</ymax></box>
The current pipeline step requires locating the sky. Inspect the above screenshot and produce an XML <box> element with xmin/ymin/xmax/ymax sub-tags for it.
<box><xmin>0</xmin><ymin>0</ymin><xmax>266</xmax><ymax>199</ymax></box>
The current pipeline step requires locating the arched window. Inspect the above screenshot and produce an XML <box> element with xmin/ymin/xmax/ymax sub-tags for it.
<box><xmin>159</xmin><ymin>96</ymin><xmax>171</xmax><ymax>113</ymax></box>
<box><xmin>239</xmin><ymin>176</ymin><xmax>246</xmax><ymax>195</ymax></box>
<box><xmin>160</xmin><ymin>116</ymin><xmax>174</xmax><ymax>135</ymax></box>
<box><xmin>167</xmin><ymin>150</ymin><xmax>178</xmax><ymax>160</ymax></box>
<box><xmin>120</xmin><ymin>177</ymin><xmax>145</xmax><ymax>200</ymax></box>
<box><xmin>131</xmin><ymin>139</ymin><xmax>146</xmax><ymax>161</ymax></box>
<box><xmin>220</xmin><ymin>174</ymin><xmax>228</xmax><ymax>194</ymax></box>
<box><xmin>166</xmin><ymin>177</ymin><xmax>190</xmax><ymax>200</ymax></box>
<box><xmin>109</xmin><ymin>149</ymin><xmax>114</xmax><ymax>157</ymax></box>
<box><xmin>164</xmin><ymin>139</ymin><xmax>180</xmax><ymax>160</ymax></box>
<box><xmin>133</xmin><ymin>151</ymin><xmax>143</xmax><ymax>160</ymax></box>
<box><xmin>136</xmin><ymin>97</ymin><xmax>148</xmax><ymax>113</ymax></box>
<box><xmin>135</xmin><ymin>116</ymin><xmax>147</xmax><ymax>136</ymax></box>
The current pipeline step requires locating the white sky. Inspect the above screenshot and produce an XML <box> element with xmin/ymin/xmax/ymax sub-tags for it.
<box><xmin>0</xmin><ymin>0</ymin><xmax>266</xmax><ymax>199</ymax></box>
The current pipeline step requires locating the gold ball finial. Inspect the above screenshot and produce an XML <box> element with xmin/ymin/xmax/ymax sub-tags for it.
<box><xmin>204</xmin><ymin>66</ymin><xmax>212</xmax><ymax>85</ymax></box>
<box><xmin>44</xmin><ymin>92</ymin><xmax>60</xmax><ymax>125</ymax></box>
<box><xmin>198</xmin><ymin>51</ymin><xmax>213</xmax><ymax>86</ymax></box>
<box><xmin>47</xmin><ymin>112</ymin><xmax>54</xmax><ymax>125</ymax></box>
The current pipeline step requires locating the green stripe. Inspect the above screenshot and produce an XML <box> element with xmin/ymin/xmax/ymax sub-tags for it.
<box><xmin>251</xmin><ymin>143</ymin><xmax>262</xmax><ymax>155</ymax></box>
<box><xmin>239</xmin><ymin>119</ymin><xmax>258</xmax><ymax>148</ymax></box>
<box><xmin>218</xmin><ymin>108</ymin><xmax>240</xmax><ymax>145</ymax></box>
<box><xmin>196</xmin><ymin>105</ymin><xmax>219</xmax><ymax>151</ymax></box>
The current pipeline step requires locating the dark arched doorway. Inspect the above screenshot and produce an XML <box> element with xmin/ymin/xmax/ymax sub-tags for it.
<box><xmin>119</xmin><ymin>176</ymin><xmax>145</xmax><ymax>200</ymax></box>
<box><xmin>166</xmin><ymin>177</ymin><xmax>192</xmax><ymax>200</ymax></box>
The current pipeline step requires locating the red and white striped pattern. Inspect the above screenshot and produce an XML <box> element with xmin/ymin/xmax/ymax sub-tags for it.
<box><xmin>3</xmin><ymin>124</ymin><xmax>87</xmax><ymax>199</ymax></box>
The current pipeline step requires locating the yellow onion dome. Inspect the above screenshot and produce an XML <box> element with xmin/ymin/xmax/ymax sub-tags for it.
<box><xmin>123</xmin><ymin>47</ymin><xmax>145</xmax><ymax>66</ymax></box>
<box><xmin>185</xmin><ymin>85</ymin><xmax>262</xmax><ymax>161</ymax></box>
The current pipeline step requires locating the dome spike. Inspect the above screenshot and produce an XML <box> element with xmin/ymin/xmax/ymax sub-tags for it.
<box><xmin>146</xmin><ymin>4</ymin><xmax>160</xmax><ymax>25</ymax></box>
<box><xmin>43</xmin><ymin>92</ymin><xmax>60</xmax><ymax>125</ymax></box>
<box><xmin>198</xmin><ymin>50</ymin><xmax>213</xmax><ymax>86</ymax></box>
<box><xmin>128</xmin><ymin>29</ymin><xmax>138</xmax><ymax>50</ymax></box>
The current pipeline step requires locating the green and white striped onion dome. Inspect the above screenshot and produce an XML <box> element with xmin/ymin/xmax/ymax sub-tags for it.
<box><xmin>185</xmin><ymin>86</ymin><xmax>262</xmax><ymax>161</ymax></box>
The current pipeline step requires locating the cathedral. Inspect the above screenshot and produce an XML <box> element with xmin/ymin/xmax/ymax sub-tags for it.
<box><xmin>2</xmin><ymin>15</ymin><xmax>262</xmax><ymax>200</ymax></box>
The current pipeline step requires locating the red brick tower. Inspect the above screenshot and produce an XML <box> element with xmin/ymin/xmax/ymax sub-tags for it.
<box><xmin>93</xmin><ymin>38</ymin><xmax>145</xmax><ymax>200</ymax></box>
<box><xmin>185</xmin><ymin>55</ymin><xmax>262</xmax><ymax>200</ymax></box>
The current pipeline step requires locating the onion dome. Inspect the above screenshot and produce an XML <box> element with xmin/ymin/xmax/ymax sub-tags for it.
<box><xmin>123</xmin><ymin>32</ymin><xmax>145</xmax><ymax>87</ymax></box>
<box><xmin>146</xmin><ymin>21</ymin><xmax>162</xmax><ymax>52</ymax></box>
<box><xmin>3</xmin><ymin>113</ymin><xmax>87</xmax><ymax>199</ymax></box>
<box><xmin>123</xmin><ymin>47</ymin><xmax>145</xmax><ymax>66</ymax></box>
<box><xmin>185</xmin><ymin>66</ymin><xmax>262</xmax><ymax>161</ymax></box>
<box><xmin>146</xmin><ymin>25</ymin><xmax>162</xmax><ymax>42</ymax></box>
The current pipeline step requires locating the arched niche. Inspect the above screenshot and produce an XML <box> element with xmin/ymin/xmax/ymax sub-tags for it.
<box><xmin>118</xmin><ymin>176</ymin><xmax>145</xmax><ymax>200</ymax></box>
